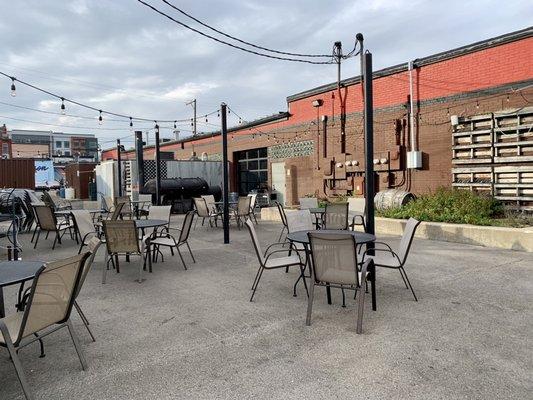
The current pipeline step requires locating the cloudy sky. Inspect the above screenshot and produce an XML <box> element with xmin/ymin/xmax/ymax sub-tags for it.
<box><xmin>1</xmin><ymin>0</ymin><xmax>531</xmax><ymax>150</ymax></box>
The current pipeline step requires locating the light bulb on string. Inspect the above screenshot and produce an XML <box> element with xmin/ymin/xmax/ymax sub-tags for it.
<box><xmin>238</xmin><ymin>118</ymin><xmax>242</xmax><ymax>124</ymax></box>
<box><xmin>10</xmin><ymin>78</ymin><xmax>16</xmax><ymax>97</ymax></box>
<box><xmin>129</xmin><ymin>117</ymin><xmax>133</xmax><ymax>128</ymax></box>
<box><xmin>60</xmin><ymin>98</ymin><xmax>66</xmax><ymax>115</ymax></box>
<box><xmin>476</xmin><ymin>101</ymin><xmax>479</xmax><ymax>109</ymax></box>
<box><xmin>506</xmin><ymin>95</ymin><xmax>510</xmax><ymax>102</ymax></box>
<box><xmin>173</xmin><ymin>121</ymin><xmax>177</xmax><ymax>129</ymax></box>
<box><xmin>98</xmin><ymin>110</ymin><xmax>103</xmax><ymax>125</ymax></box>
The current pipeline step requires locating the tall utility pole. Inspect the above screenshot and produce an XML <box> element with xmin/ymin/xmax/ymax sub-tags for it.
<box><xmin>363</xmin><ymin>51</ymin><xmax>375</xmax><ymax>238</ymax></box>
<box><xmin>135</xmin><ymin>131</ymin><xmax>145</xmax><ymax>193</ymax></box>
<box><xmin>154</xmin><ymin>124</ymin><xmax>161</xmax><ymax>205</ymax></box>
<box><xmin>116</xmin><ymin>139</ymin><xmax>123</xmax><ymax>197</ymax></box>
<box><xmin>186</xmin><ymin>99</ymin><xmax>197</xmax><ymax>136</ymax></box>
<box><xmin>363</xmin><ymin>51</ymin><xmax>376</xmax><ymax>312</ymax></box>
<box><xmin>221</xmin><ymin>102</ymin><xmax>230</xmax><ymax>244</ymax></box>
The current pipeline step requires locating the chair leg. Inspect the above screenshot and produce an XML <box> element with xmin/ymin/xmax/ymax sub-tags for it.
<box><xmin>371</xmin><ymin>272</ymin><xmax>377</xmax><ymax>311</ymax></box>
<box><xmin>33</xmin><ymin>230</ymin><xmax>40</xmax><ymax>249</ymax></box>
<box><xmin>102</xmin><ymin>253</ymin><xmax>109</xmax><ymax>284</ymax></box>
<box><xmin>176</xmin><ymin>247</ymin><xmax>187</xmax><ymax>270</ymax></box>
<box><xmin>138</xmin><ymin>256</ymin><xmax>144</xmax><ymax>283</ymax></box>
<box><xmin>249</xmin><ymin>267</ymin><xmax>264</xmax><ymax>302</ymax></box>
<box><xmin>398</xmin><ymin>267</ymin><xmax>409</xmax><ymax>289</ymax></box>
<box><xmin>30</xmin><ymin>226</ymin><xmax>38</xmax><ymax>243</ymax></box>
<box><xmin>299</xmin><ymin>264</ymin><xmax>309</xmax><ymax>297</ymax></box>
<box><xmin>305</xmin><ymin>282</ymin><xmax>315</xmax><ymax>326</ymax></box>
<box><xmin>5</xmin><ymin>337</ymin><xmax>34</xmax><ymax>400</ymax></box>
<box><xmin>66</xmin><ymin>320</ymin><xmax>88</xmax><ymax>370</ymax></box>
<box><xmin>356</xmin><ymin>287</ymin><xmax>365</xmax><ymax>334</ymax></box>
<box><xmin>341</xmin><ymin>288</ymin><xmax>346</xmax><ymax>308</ymax></box>
<box><xmin>74</xmin><ymin>301</ymin><xmax>96</xmax><ymax>342</ymax></box>
<box><xmin>52</xmin><ymin>232</ymin><xmax>58</xmax><ymax>250</ymax></box>
<box><xmin>250</xmin><ymin>265</ymin><xmax>262</xmax><ymax>290</ymax></box>
<box><xmin>186</xmin><ymin>242</ymin><xmax>196</xmax><ymax>263</ymax></box>
<box><xmin>400</xmin><ymin>267</ymin><xmax>418</xmax><ymax>301</ymax></box>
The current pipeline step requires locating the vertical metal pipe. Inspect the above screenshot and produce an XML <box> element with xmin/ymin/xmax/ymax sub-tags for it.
<box><xmin>363</xmin><ymin>52</ymin><xmax>375</xmax><ymax>237</ymax></box>
<box><xmin>135</xmin><ymin>131</ymin><xmax>145</xmax><ymax>193</ymax></box>
<box><xmin>221</xmin><ymin>103</ymin><xmax>230</xmax><ymax>244</ymax></box>
<box><xmin>322</xmin><ymin>115</ymin><xmax>328</xmax><ymax>158</ymax></box>
<box><xmin>408</xmin><ymin>61</ymin><xmax>416</xmax><ymax>152</ymax></box>
<box><xmin>154</xmin><ymin>125</ymin><xmax>161</xmax><ymax>205</ymax></box>
<box><xmin>116</xmin><ymin>139</ymin><xmax>122</xmax><ymax>197</ymax></box>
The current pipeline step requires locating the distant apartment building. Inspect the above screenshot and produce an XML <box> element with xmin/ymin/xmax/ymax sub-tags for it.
<box><xmin>8</xmin><ymin>129</ymin><xmax>98</xmax><ymax>162</ymax></box>
<box><xmin>0</xmin><ymin>124</ymin><xmax>12</xmax><ymax>158</ymax></box>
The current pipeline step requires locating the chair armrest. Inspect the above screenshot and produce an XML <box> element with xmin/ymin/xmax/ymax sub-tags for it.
<box><xmin>264</xmin><ymin>248</ymin><xmax>302</xmax><ymax>265</ymax></box>
<box><xmin>361</xmin><ymin>247</ymin><xmax>401</xmax><ymax>264</ymax></box>
<box><xmin>264</xmin><ymin>242</ymin><xmax>288</xmax><ymax>255</ymax></box>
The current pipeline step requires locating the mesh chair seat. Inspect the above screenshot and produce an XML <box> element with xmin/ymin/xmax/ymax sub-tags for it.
<box><xmin>150</xmin><ymin>236</ymin><xmax>176</xmax><ymax>247</ymax></box>
<box><xmin>0</xmin><ymin>313</ymin><xmax>22</xmax><ymax>345</ymax></box>
<box><xmin>265</xmin><ymin>254</ymin><xmax>302</xmax><ymax>269</ymax></box>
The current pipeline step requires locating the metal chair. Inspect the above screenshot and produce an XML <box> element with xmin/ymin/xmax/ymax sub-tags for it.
<box><xmin>275</xmin><ymin>201</ymin><xmax>288</xmax><ymax>242</ymax></box>
<box><xmin>73</xmin><ymin>237</ymin><xmax>103</xmax><ymax>341</ymax></box>
<box><xmin>44</xmin><ymin>190</ymin><xmax>72</xmax><ymax>211</ymax></box>
<box><xmin>137</xmin><ymin>194</ymin><xmax>153</xmax><ymax>218</ymax></box>
<box><xmin>193</xmin><ymin>197</ymin><xmax>220</xmax><ymax>228</ymax></box>
<box><xmin>201</xmin><ymin>194</ymin><xmax>217</xmax><ymax>213</ymax></box>
<box><xmin>245</xmin><ymin>219</ymin><xmax>307</xmax><ymax>302</ymax></box>
<box><xmin>114</xmin><ymin>195</ymin><xmax>133</xmax><ymax>219</ymax></box>
<box><xmin>247</xmin><ymin>193</ymin><xmax>259</xmax><ymax>224</ymax></box>
<box><xmin>71</xmin><ymin>209</ymin><xmax>99</xmax><ymax>254</ymax></box>
<box><xmin>0</xmin><ymin>253</ymin><xmax>90</xmax><ymax>400</ymax></box>
<box><xmin>348</xmin><ymin>197</ymin><xmax>366</xmax><ymax>231</ymax></box>
<box><xmin>32</xmin><ymin>204</ymin><xmax>74</xmax><ymax>249</ymax></box>
<box><xmin>234</xmin><ymin>196</ymin><xmax>251</xmax><ymax>229</ymax></box>
<box><xmin>150</xmin><ymin>211</ymin><xmax>196</xmax><ymax>270</ymax></box>
<box><xmin>323</xmin><ymin>202</ymin><xmax>349</xmax><ymax>230</ymax></box>
<box><xmin>299</xmin><ymin>197</ymin><xmax>318</xmax><ymax>210</ymax></box>
<box><xmin>102</xmin><ymin>220</ymin><xmax>149</xmax><ymax>283</ymax></box>
<box><xmin>361</xmin><ymin>218</ymin><xmax>421</xmax><ymax>301</ymax></box>
<box><xmin>307</xmin><ymin>232</ymin><xmax>374</xmax><ymax>334</ymax></box>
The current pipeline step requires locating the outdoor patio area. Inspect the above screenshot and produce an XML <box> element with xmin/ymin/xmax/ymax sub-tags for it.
<box><xmin>1</xmin><ymin>216</ymin><xmax>531</xmax><ymax>400</ymax></box>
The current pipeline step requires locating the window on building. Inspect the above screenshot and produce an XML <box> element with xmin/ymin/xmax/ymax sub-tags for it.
<box><xmin>55</xmin><ymin>141</ymin><xmax>62</xmax><ymax>148</ymax></box>
<box><xmin>235</xmin><ymin>147</ymin><xmax>269</xmax><ymax>195</ymax></box>
<box><xmin>64</xmin><ymin>141</ymin><xmax>70</xmax><ymax>148</ymax></box>
<box><xmin>2</xmin><ymin>143</ymin><xmax>9</xmax><ymax>156</ymax></box>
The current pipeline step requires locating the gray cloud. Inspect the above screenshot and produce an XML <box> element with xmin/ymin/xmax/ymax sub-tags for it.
<box><xmin>0</xmin><ymin>0</ymin><xmax>531</xmax><ymax>149</ymax></box>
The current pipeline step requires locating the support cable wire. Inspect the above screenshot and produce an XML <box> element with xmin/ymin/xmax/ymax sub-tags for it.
<box><xmin>160</xmin><ymin>0</ymin><xmax>332</xmax><ymax>58</ymax></box>
<box><xmin>136</xmin><ymin>0</ymin><xmax>335</xmax><ymax>65</ymax></box>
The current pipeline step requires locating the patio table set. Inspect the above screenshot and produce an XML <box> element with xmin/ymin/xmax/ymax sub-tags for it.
<box><xmin>193</xmin><ymin>193</ymin><xmax>259</xmax><ymax>229</ymax></box>
<box><xmin>245</xmin><ymin>197</ymin><xmax>421</xmax><ymax>334</ymax></box>
<box><xmin>0</xmin><ymin>194</ymin><xmax>200</xmax><ymax>399</ymax></box>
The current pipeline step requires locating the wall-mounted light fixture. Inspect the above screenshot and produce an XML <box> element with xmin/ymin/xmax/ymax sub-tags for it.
<box><xmin>312</xmin><ymin>99</ymin><xmax>323</xmax><ymax>107</ymax></box>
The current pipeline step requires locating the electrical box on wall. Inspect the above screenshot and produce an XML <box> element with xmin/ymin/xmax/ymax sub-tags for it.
<box><xmin>407</xmin><ymin>151</ymin><xmax>422</xmax><ymax>169</ymax></box>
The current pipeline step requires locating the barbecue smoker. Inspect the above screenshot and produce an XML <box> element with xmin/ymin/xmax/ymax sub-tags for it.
<box><xmin>143</xmin><ymin>177</ymin><xmax>221</xmax><ymax>213</ymax></box>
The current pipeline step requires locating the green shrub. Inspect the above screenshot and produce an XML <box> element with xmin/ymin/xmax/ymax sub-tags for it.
<box><xmin>378</xmin><ymin>187</ymin><xmax>503</xmax><ymax>225</ymax></box>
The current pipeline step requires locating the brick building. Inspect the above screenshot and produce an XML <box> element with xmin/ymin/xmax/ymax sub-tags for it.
<box><xmin>102</xmin><ymin>28</ymin><xmax>533</xmax><ymax>207</ymax></box>
<box><xmin>0</xmin><ymin>124</ymin><xmax>12</xmax><ymax>158</ymax></box>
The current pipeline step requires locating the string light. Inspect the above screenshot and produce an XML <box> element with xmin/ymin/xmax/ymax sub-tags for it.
<box><xmin>174</xmin><ymin>121</ymin><xmax>177</xmax><ymax>129</ymax></box>
<box><xmin>60</xmin><ymin>97</ymin><xmax>66</xmax><ymax>115</ymax></box>
<box><xmin>476</xmin><ymin>100</ymin><xmax>480</xmax><ymax>109</ymax></box>
<box><xmin>129</xmin><ymin>116</ymin><xmax>133</xmax><ymax>128</ymax></box>
<box><xmin>10</xmin><ymin>77</ymin><xmax>16</xmax><ymax>97</ymax></box>
<box><xmin>98</xmin><ymin>110</ymin><xmax>103</xmax><ymax>125</ymax></box>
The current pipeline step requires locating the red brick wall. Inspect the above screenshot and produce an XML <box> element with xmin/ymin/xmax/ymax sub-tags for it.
<box><xmin>101</xmin><ymin>35</ymin><xmax>533</xmax><ymax>202</ymax></box>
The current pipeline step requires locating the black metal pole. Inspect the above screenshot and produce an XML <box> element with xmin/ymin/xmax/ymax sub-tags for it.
<box><xmin>135</xmin><ymin>131</ymin><xmax>145</xmax><ymax>193</ymax></box>
<box><xmin>154</xmin><ymin>124</ymin><xmax>161</xmax><ymax>205</ymax></box>
<box><xmin>116</xmin><ymin>139</ymin><xmax>122</xmax><ymax>197</ymax></box>
<box><xmin>363</xmin><ymin>51</ymin><xmax>375</xmax><ymax>236</ymax></box>
<box><xmin>221</xmin><ymin>103</ymin><xmax>230</xmax><ymax>244</ymax></box>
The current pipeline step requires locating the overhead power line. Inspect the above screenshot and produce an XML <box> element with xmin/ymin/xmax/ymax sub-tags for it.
<box><xmin>136</xmin><ymin>0</ymin><xmax>335</xmax><ymax>65</ymax></box>
<box><xmin>160</xmin><ymin>0</ymin><xmax>332</xmax><ymax>59</ymax></box>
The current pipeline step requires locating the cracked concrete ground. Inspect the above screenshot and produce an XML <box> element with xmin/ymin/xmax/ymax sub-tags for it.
<box><xmin>0</xmin><ymin>216</ymin><xmax>532</xmax><ymax>399</ymax></box>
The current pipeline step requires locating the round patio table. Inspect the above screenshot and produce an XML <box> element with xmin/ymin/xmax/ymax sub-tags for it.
<box><xmin>134</xmin><ymin>219</ymin><xmax>167</xmax><ymax>229</ymax></box>
<box><xmin>0</xmin><ymin>261</ymin><xmax>44</xmax><ymax>318</ymax></box>
<box><xmin>287</xmin><ymin>229</ymin><xmax>375</xmax><ymax>245</ymax></box>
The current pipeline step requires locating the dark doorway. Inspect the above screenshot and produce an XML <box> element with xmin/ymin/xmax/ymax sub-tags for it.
<box><xmin>235</xmin><ymin>147</ymin><xmax>268</xmax><ymax>195</ymax></box>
